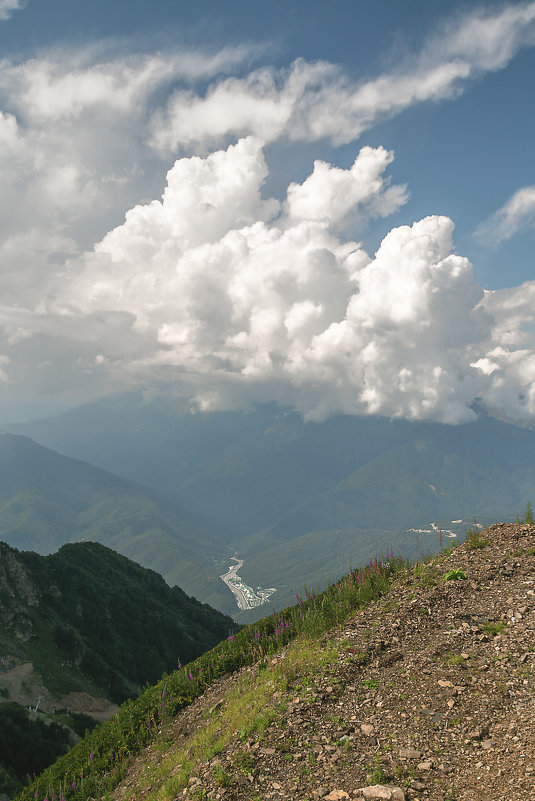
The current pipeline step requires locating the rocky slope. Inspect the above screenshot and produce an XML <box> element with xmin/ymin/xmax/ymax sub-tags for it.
<box><xmin>108</xmin><ymin>522</ymin><xmax>535</xmax><ymax>801</ymax></box>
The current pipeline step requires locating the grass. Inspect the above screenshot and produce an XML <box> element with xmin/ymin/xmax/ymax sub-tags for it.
<box><xmin>366</xmin><ymin>755</ymin><xmax>388</xmax><ymax>784</ymax></box>
<box><xmin>17</xmin><ymin>555</ymin><xmax>404</xmax><ymax>801</ymax></box>
<box><xmin>481</xmin><ymin>620</ymin><xmax>506</xmax><ymax>637</ymax></box>
<box><xmin>413</xmin><ymin>563</ymin><xmax>439</xmax><ymax>587</ymax></box>
<box><xmin>464</xmin><ymin>527</ymin><xmax>490</xmax><ymax>550</ymax></box>
<box><xmin>140</xmin><ymin>636</ymin><xmax>342</xmax><ymax>800</ymax></box>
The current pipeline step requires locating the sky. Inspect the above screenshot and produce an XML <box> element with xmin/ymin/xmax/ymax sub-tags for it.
<box><xmin>0</xmin><ymin>0</ymin><xmax>535</xmax><ymax>424</ymax></box>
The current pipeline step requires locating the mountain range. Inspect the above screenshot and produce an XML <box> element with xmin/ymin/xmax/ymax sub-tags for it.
<box><xmin>0</xmin><ymin>431</ymin><xmax>235</xmax><ymax>612</ymax></box>
<box><xmin>4</xmin><ymin>392</ymin><xmax>535</xmax><ymax>618</ymax></box>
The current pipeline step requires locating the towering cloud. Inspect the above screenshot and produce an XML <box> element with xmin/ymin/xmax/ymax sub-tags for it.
<box><xmin>59</xmin><ymin>139</ymin><xmax>535</xmax><ymax>424</ymax></box>
<box><xmin>1</xmin><ymin>3</ymin><xmax>535</xmax><ymax>421</ymax></box>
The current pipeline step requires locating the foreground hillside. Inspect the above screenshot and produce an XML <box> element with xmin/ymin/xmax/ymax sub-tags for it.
<box><xmin>17</xmin><ymin>521</ymin><xmax>535</xmax><ymax>801</ymax></box>
<box><xmin>0</xmin><ymin>541</ymin><xmax>235</xmax><ymax>797</ymax></box>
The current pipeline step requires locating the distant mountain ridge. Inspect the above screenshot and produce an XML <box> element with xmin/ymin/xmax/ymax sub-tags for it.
<box><xmin>0</xmin><ymin>431</ymin><xmax>235</xmax><ymax>612</ymax></box>
<box><xmin>4</xmin><ymin>394</ymin><xmax>535</xmax><ymax>619</ymax></box>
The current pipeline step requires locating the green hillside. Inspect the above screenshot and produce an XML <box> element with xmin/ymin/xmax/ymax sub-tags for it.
<box><xmin>0</xmin><ymin>540</ymin><xmax>236</xmax><ymax>797</ymax></box>
<box><xmin>0</xmin><ymin>540</ymin><xmax>235</xmax><ymax>701</ymax></box>
<box><xmin>13</xmin><ymin>549</ymin><xmax>402</xmax><ymax>801</ymax></box>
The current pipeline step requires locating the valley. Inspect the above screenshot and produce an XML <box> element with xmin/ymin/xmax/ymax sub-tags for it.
<box><xmin>219</xmin><ymin>556</ymin><xmax>276</xmax><ymax>611</ymax></box>
<box><xmin>2</xmin><ymin>395</ymin><xmax>531</xmax><ymax>622</ymax></box>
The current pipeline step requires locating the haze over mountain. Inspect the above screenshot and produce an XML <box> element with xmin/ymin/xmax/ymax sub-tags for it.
<box><xmin>0</xmin><ymin>430</ymin><xmax>234</xmax><ymax>612</ymax></box>
<box><xmin>5</xmin><ymin>392</ymin><xmax>535</xmax><ymax>618</ymax></box>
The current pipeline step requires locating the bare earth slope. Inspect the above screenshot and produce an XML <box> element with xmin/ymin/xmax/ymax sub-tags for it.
<box><xmin>110</xmin><ymin>522</ymin><xmax>535</xmax><ymax>801</ymax></box>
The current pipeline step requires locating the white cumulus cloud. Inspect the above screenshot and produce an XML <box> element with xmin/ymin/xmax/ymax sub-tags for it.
<box><xmin>50</xmin><ymin>139</ymin><xmax>535</xmax><ymax>424</ymax></box>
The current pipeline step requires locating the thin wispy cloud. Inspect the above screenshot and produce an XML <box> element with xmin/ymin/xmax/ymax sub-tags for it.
<box><xmin>150</xmin><ymin>2</ymin><xmax>535</xmax><ymax>152</ymax></box>
<box><xmin>0</xmin><ymin>0</ymin><xmax>25</xmax><ymax>22</ymax></box>
<box><xmin>476</xmin><ymin>185</ymin><xmax>535</xmax><ymax>245</ymax></box>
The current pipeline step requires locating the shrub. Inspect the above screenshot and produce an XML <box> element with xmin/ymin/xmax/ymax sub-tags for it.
<box><xmin>442</xmin><ymin>569</ymin><xmax>467</xmax><ymax>582</ymax></box>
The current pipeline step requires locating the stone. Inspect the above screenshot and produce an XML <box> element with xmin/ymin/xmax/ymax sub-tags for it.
<box><xmin>417</xmin><ymin>761</ymin><xmax>433</xmax><ymax>771</ymax></box>
<box><xmin>360</xmin><ymin>723</ymin><xmax>376</xmax><ymax>736</ymax></box>
<box><xmin>360</xmin><ymin>786</ymin><xmax>405</xmax><ymax>800</ymax></box>
<box><xmin>324</xmin><ymin>791</ymin><xmax>350</xmax><ymax>800</ymax></box>
<box><xmin>466</xmin><ymin>729</ymin><xmax>482</xmax><ymax>740</ymax></box>
<box><xmin>398</xmin><ymin>748</ymin><xmax>421</xmax><ymax>759</ymax></box>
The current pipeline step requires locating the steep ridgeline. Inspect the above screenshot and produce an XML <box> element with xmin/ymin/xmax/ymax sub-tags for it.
<box><xmin>0</xmin><ymin>540</ymin><xmax>235</xmax><ymax>706</ymax></box>
<box><xmin>0</xmin><ymin>540</ymin><xmax>236</xmax><ymax>797</ymax></box>
<box><xmin>14</xmin><ymin>522</ymin><xmax>535</xmax><ymax>801</ymax></box>
<box><xmin>0</xmin><ymin>431</ymin><xmax>235</xmax><ymax>613</ymax></box>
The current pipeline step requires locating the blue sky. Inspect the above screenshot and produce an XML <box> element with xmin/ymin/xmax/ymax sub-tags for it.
<box><xmin>0</xmin><ymin>0</ymin><xmax>534</xmax><ymax>423</ymax></box>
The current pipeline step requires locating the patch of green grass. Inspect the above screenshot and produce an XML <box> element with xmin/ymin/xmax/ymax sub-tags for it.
<box><xmin>366</xmin><ymin>755</ymin><xmax>388</xmax><ymax>785</ymax></box>
<box><xmin>213</xmin><ymin>764</ymin><xmax>232</xmax><ymax>788</ymax></box>
<box><xmin>481</xmin><ymin>620</ymin><xmax>506</xmax><ymax>637</ymax></box>
<box><xmin>413</xmin><ymin>563</ymin><xmax>439</xmax><ymax>587</ymax></box>
<box><xmin>465</xmin><ymin>528</ymin><xmax>490</xmax><ymax>549</ymax></box>
<box><xmin>443</xmin><ymin>652</ymin><xmax>466</xmax><ymax>666</ymax></box>
<box><xmin>233</xmin><ymin>751</ymin><xmax>254</xmax><ymax>776</ymax></box>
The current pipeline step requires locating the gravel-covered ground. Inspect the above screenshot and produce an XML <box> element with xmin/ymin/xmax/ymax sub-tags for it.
<box><xmin>113</xmin><ymin>522</ymin><xmax>535</xmax><ymax>801</ymax></box>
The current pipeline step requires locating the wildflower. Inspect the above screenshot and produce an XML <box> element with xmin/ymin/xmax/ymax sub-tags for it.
<box><xmin>89</xmin><ymin>752</ymin><xmax>94</xmax><ymax>761</ymax></box>
<box><xmin>228</xmin><ymin>634</ymin><xmax>235</xmax><ymax>641</ymax></box>
<box><xmin>254</xmin><ymin>631</ymin><xmax>260</xmax><ymax>639</ymax></box>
